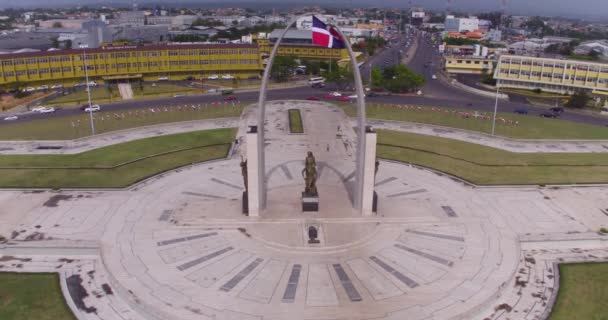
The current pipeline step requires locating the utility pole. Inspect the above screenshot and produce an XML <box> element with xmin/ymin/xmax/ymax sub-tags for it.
<box><xmin>491</xmin><ymin>80</ymin><xmax>500</xmax><ymax>136</ymax></box>
<box><xmin>80</xmin><ymin>43</ymin><xmax>96</xmax><ymax>136</ymax></box>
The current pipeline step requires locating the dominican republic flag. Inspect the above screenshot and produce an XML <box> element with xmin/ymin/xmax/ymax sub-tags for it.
<box><xmin>312</xmin><ymin>16</ymin><xmax>345</xmax><ymax>49</ymax></box>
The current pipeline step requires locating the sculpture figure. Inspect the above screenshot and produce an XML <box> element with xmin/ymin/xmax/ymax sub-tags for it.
<box><xmin>240</xmin><ymin>156</ymin><xmax>248</xmax><ymax>191</ymax></box>
<box><xmin>302</xmin><ymin>151</ymin><xmax>318</xmax><ymax>196</ymax></box>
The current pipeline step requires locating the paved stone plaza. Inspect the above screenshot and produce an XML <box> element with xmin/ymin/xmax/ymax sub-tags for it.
<box><xmin>0</xmin><ymin>101</ymin><xmax>607</xmax><ymax>320</ymax></box>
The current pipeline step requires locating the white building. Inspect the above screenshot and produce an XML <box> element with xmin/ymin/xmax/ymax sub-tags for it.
<box><xmin>574</xmin><ymin>40</ymin><xmax>608</xmax><ymax>59</ymax></box>
<box><xmin>445</xmin><ymin>16</ymin><xmax>479</xmax><ymax>33</ymax></box>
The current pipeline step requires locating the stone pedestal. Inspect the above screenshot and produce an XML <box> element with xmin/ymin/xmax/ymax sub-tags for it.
<box><xmin>302</xmin><ymin>193</ymin><xmax>319</xmax><ymax>212</ymax></box>
<box><xmin>361</xmin><ymin>127</ymin><xmax>377</xmax><ymax>216</ymax></box>
<box><xmin>246</xmin><ymin>126</ymin><xmax>260</xmax><ymax>217</ymax></box>
<box><xmin>242</xmin><ymin>191</ymin><xmax>248</xmax><ymax>215</ymax></box>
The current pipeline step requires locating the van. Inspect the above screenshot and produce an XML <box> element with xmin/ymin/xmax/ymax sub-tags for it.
<box><xmin>308</xmin><ymin>77</ymin><xmax>325</xmax><ymax>88</ymax></box>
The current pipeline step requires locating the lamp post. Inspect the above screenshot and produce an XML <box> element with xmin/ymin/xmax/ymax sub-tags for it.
<box><xmin>79</xmin><ymin>43</ymin><xmax>96</xmax><ymax>136</ymax></box>
<box><xmin>491</xmin><ymin>79</ymin><xmax>500</xmax><ymax>136</ymax></box>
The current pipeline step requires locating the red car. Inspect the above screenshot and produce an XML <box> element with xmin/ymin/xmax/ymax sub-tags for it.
<box><xmin>306</xmin><ymin>96</ymin><xmax>320</xmax><ymax>101</ymax></box>
<box><xmin>223</xmin><ymin>95</ymin><xmax>237</xmax><ymax>101</ymax></box>
<box><xmin>323</xmin><ymin>94</ymin><xmax>335</xmax><ymax>99</ymax></box>
<box><xmin>337</xmin><ymin>96</ymin><xmax>351</xmax><ymax>102</ymax></box>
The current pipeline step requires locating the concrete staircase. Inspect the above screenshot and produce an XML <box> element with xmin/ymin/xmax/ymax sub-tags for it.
<box><xmin>117</xmin><ymin>83</ymin><xmax>134</xmax><ymax>100</ymax></box>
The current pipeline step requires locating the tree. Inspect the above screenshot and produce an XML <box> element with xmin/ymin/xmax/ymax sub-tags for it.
<box><xmin>324</xmin><ymin>65</ymin><xmax>354</xmax><ymax>90</ymax></box>
<box><xmin>52</xmin><ymin>21</ymin><xmax>63</xmax><ymax>28</ymax></box>
<box><xmin>271</xmin><ymin>56</ymin><xmax>297</xmax><ymax>82</ymax></box>
<box><xmin>371</xmin><ymin>64</ymin><xmax>425</xmax><ymax>93</ymax></box>
<box><xmin>51</xmin><ymin>36</ymin><xmax>59</xmax><ymax>49</ymax></box>
<box><xmin>566</xmin><ymin>90</ymin><xmax>590</xmax><ymax>109</ymax></box>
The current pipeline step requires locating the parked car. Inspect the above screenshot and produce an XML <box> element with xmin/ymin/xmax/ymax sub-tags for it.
<box><xmin>3</xmin><ymin>115</ymin><xmax>18</xmax><ymax>121</ymax></box>
<box><xmin>207</xmin><ymin>75</ymin><xmax>219</xmax><ymax>80</ymax></box>
<box><xmin>31</xmin><ymin>106</ymin><xmax>46</xmax><ymax>112</ymax></box>
<box><xmin>431</xmin><ymin>75</ymin><xmax>437</xmax><ymax>80</ymax></box>
<box><xmin>513</xmin><ymin>108</ymin><xmax>529</xmax><ymax>115</ymax></box>
<box><xmin>87</xmin><ymin>81</ymin><xmax>98</xmax><ymax>87</ymax></box>
<box><xmin>84</xmin><ymin>105</ymin><xmax>101</xmax><ymax>112</ymax></box>
<box><xmin>367</xmin><ymin>92</ymin><xmax>380</xmax><ymax>98</ymax></box>
<box><xmin>323</xmin><ymin>94</ymin><xmax>336</xmax><ymax>99</ymax></box>
<box><xmin>37</xmin><ymin>85</ymin><xmax>49</xmax><ymax>90</ymax></box>
<box><xmin>38</xmin><ymin>107</ymin><xmax>56</xmax><ymax>113</ymax></box>
<box><xmin>24</xmin><ymin>87</ymin><xmax>36</xmax><ymax>92</ymax></box>
<box><xmin>51</xmin><ymin>84</ymin><xmax>64</xmax><ymax>89</ymax></box>
<box><xmin>347</xmin><ymin>94</ymin><xmax>365</xmax><ymax>99</ymax></box>
<box><xmin>158</xmin><ymin>76</ymin><xmax>169</xmax><ymax>81</ymax></box>
<box><xmin>221</xmin><ymin>74</ymin><xmax>235</xmax><ymax>80</ymax></box>
<box><xmin>539</xmin><ymin>111</ymin><xmax>558</xmax><ymax>118</ymax></box>
<box><xmin>337</xmin><ymin>96</ymin><xmax>351</xmax><ymax>102</ymax></box>
<box><xmin>329</xmin><ymin>91</ymin><xmax>342</xmax><ymax>97</ymax></box>
<box><xmin>549</xmin><ymin>107</ymin><xmax>564</xmax><ymax>114</ymax></box>
<box><xmin>306</xmin><ymin>96</ymin><xmax>320</xmax><ymax>101</ymax></box>
<box><xmin>223</xmin><ymin>95</ymin><xmax>237</xmax><ymax>101</ymax></box>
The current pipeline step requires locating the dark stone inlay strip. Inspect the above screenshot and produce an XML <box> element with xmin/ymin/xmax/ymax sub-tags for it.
<box><xmin>394</xmin><ymin>244</ymin><xmax>454</xmax><ymax>267</ymax></box>
<box><xmin>210</xmin><ymin>178</ymin><xmax>243</xmax><ymax>190</ymax></box>
<box><xmin>220</xmin><ymin>258</ymin><xmax>264</xmax><ymax>292</ymax></box>
<box><xmin>177</xmin><ymin>246</ymin><xmax>233</xmax><ymax>271</ymax></box>
<box><xmin>406</xmin><ymin>229</ymin><xmax>465</xmax><ymax>242</ymax></box>
<box><xmin>332</xmin><ymin>264</ymin><xmax>362</xmax><ymax>302</ymax></box>
<box><xmin>375</xmin><ymin>176</ymin><xmax>397</xmax><ymax>187</ymax></box>
<box><xmin>182</xmin><ymin>191</ymin><xmax>225</xmax><ymax>199</ymax></box>
<box><xmin>441</xmin><ymin>206</ymin><xmax>457</xmax><ymax>217</ymax></box>
<box><xmin>157</xmin><ymin>232</ymin><xmax>218</xmax><ymax>247</ymax></box>
<box><xmin>159</xmin><ymin>209</ymin><xmax>173</xmax><ymax>221</ymax></box>
<box><xmin>343</xmin><ymin>171</ymin><xmax>356</xmax><ymax>182</ymax></box>
<box><xmin>282</xmin><ymin>264</ymin><xmax>302</xmax><ymax>303</ymax></box>
<box><xmin>387</xmin><ymin>188</ymin><xmax>427</xmax><ymax>198</ymax></box>
<box><xmin>280</xmin><ymin>165</ymin><xmax>293</xmax><ymax>180</ymax></box>
<box><xmin>369</xmin><ymin>256</ymin><xmax>418</xmax><ymax>288</ymax></box>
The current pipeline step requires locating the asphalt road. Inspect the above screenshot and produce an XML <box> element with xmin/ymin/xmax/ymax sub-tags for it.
<box><xmin>2</xmin><ymin>30</ymin><xmax>608</xmax><ymax>128</ymax></box>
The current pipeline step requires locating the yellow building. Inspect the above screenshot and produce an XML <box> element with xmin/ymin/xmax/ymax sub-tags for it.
<box><xmin>494</xmin><ymin>55</ymin><xmax>608</xmax><ymax>94</ymax></box>
<box><xmin>444</xmin><ymin>56</ymin><xmax>495</xmax><ymax>74</ymax></box>
<box><xmin>256</xmin><ymin>38</ymin><xmax>348</xmax><ymax>61</ymax></box>
<box><xmin>0</xmin><ymin>43</ymin><xmax>263</xmax><ymax>87</ymax></box>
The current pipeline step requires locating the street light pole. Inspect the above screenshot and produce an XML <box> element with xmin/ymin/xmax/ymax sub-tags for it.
<box><xmin>80</xmin><ymin>43</ymin><xmax>96</xmax><ymax>135</ymax></box>
<box><xmin>491</xmin><ymin>79</ymin><xmax>500</xmax><ymax>136</ymax></box>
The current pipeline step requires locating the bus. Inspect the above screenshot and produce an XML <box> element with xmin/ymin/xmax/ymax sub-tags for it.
<box><xmin>308</xmin><ymin>77</ymin><xmax>325</xmax><ymax>88</ymax></box>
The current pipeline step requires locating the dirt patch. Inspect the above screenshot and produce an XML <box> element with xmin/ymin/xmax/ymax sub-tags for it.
<box><xmin>101</xmin><ymin>283</ymin><xmax>113</xmax><ymax>295</ymax></box>
<box><xmin>24</xmin><ymin>232</ymin><xmax>45</xmax><ymax>241</ymax></box>
<box><xmin>66</xmin><ymin>274</ymin><xmax>97</xmax><ymax>314</ymax></box>
<box><xmin>0</xmin><ymin>256</ymin><xmax>32</xmax><ymax>262</ymax></box>
<box><xmin>43</xmin><ymin>194</ymin><xmax>73</xmax><ymax>207</ymax></box>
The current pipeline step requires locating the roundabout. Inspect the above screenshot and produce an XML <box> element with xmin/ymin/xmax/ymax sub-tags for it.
<box><xmin>1</xmin><ymin>100</ymin><xmax>606</xmax><ymax>320</ymax></box>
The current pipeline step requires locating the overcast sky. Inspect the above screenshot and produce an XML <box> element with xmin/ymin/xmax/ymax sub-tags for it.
<box><xmin>1</xmin><ymin>0</ymin><xmax>607</xmax><ymax>21</ymax></box>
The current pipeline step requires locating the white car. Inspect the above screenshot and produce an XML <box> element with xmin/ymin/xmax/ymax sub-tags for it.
<box><xmin>3</xmin><ymin>115</ymin><xmax>18</xmax><ymax>121</ymax></box>
<box><xmin>221</xmin><ymin>74</ymin><xmax>235</xmax><ymax>80</ymax></box>
<box><xmin>51</xmin><ymin>84</ymin><xmax>64</xmax><ymax>89</ymax></box>
<box><xmin>431</xmin><ymin>75</ymin><xmax>437</xmax><ymax>80</ymax></box>
<box><xmin>87</xmin><ymin>81</ymin><xmax>98</xmax><ymax>87</ymax></box>
<box><xmin>330</xmin><ymin>91</ymin><xmax>342</xmax><ymax>97</ymax></box>
<box><xmin>39</xmin><ymin>107</ymin><xmax>56</xmax><ymax>113</ymax></box>
<box><xmin>207</xmin><ymin>75</ymin><xmax>219</xmax><ymax>80</ymax></box>
<box><xmin>347</xmin><ymin>94</ymin><xmax>365</xmax><ymax>99</ymax></box>
<box><xmin>158</xmin><ymin>76</ymin><xmax>169</xmax><ymax>81</ymax></box>
<box><xmin>84</xmin><ymin>105</ymin><xmax>100</xmax><ymax>112</ymax></box>
<box><xmin>24</xmin><ymin>87</ymin><xmax>36</xmax><ymax>92</ymax></box>
<box><xmin>31</xmin><ymin>106</ymin><xmax>46</xmax><ymax>112</ymax></box>
<box><xmin>37</xmin><ymin>85</ymin><xmax>49</xmax><ymax>90</ymax></box>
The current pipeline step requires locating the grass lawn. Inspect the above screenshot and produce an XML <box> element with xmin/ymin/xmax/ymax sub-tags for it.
<box><xmin>341</xmin><ymin>103</ymin><xmax>608</xmax><ymax>140</ymax></box>
<box><xmin>0</xmin><ymin>272</ymin><xmax>76</xmax><ymax>320</ymax></box>
<box><xmin>0</xmin><ymin>103</ymin><xmax>244</xmax><ymax>140</ymax></box>
<box><xmin>46</xmin><ymin>84</ymin><xmax>199</xmax><ymax>106</ymax></box>
<box><xmin>288</xmin><ymin>109</ymin><xmax>303</xmax><ymax>133</ymax></box>
<box><xmin>502</xmin><ymin>88</ymin><xmax>569</xmax><ymax>98</ymax></box>
<box><xmin>549</xmin><ymin>263</ymin><xmax>608</xmax><ymax>320</ymax></box>
<box><xmin>377</xmin><ymin>130</ymin><xmax>608</xmax><ymax>185</ymax></box>
<box><xmin>0</xmin><ymin>128</ymin><xmax>235</xmax><ymax>188</ymax></box>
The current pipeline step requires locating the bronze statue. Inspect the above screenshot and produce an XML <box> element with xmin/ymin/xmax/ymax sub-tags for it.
<box><xmin>240</xmin><ymin>156</ymin><xmax>248</xmax><ymax>191</ymax></box>
<box><xmin>302</xmin><ymin>151</ymin><xmax>318</xmax><ymax>196</ymax></box>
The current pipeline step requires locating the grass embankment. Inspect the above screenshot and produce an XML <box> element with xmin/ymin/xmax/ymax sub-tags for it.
<box><xmin>0</xmin><ymin>128</ymin><xmax>235</xmax><ymax>188</ymax></box>
<box><xmin>502</xmin><ymin>88</ymin><xmax>569</xmax><ymax>98</ymax></box>
<box><xmin>0</xmin><ymin>103</ymin><xmax>244</xmax><ymax>140</ymax></box>
<box><xmin>549</xmin><ymin>263</ymin><xmax>608</xmax><ymax>320</ymax></box>
<box><xmin>46</xmin><ymin>84</ymin><xmax>199</xmax><ymax>106</ymax></box>
<box><xmin>342</xmin><ymin>103</ymin><xmax>608</xmax><ymax>140</ymax></box>
<box><xmin>288</xmin><ymin>109</ymin><xmax>303</xmax><ymax>133</ymax></box>
<box><xmin>0</xmin><ymin>273</ymin><xmax>76</xmax><ymax>320</ymax></box>
<box><xmin>377</xmin><ymin>130</ymin><xmax>608</xmax><ymax>185</ymax></box>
